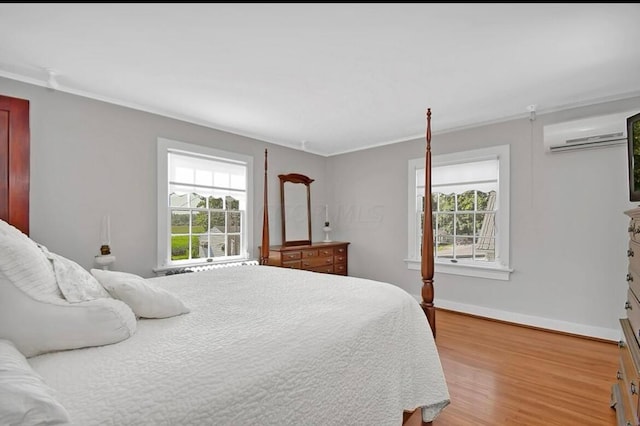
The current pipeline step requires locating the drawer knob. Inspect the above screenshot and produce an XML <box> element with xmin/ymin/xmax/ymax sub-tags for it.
<box><xmin>629</xmin><ymin>248</ymin><xmax>635</xmax><ymax>257</ymax></box>
<box><xmin>632</xmin><ymin>382</ymin><xmax>637</xmax><ymax>395</ymax></box>
<box><xmin>619</xmin><ymin>340</ymin><xmax>626</xmax><ymax>348</ymax></box>
<box><xmin>618</xmin><ymin>370</ymin><xmax>623</xmax><ymax>380</ymax></box>
<box><xmin>627</xmin><ymin>274</ymin><xmax>634</xmax><ymax>283</ymax></box>
<box><xmin>626</xmin><ymin>301</ymin><xmax>632</xmax><ymax>310</ymax></box>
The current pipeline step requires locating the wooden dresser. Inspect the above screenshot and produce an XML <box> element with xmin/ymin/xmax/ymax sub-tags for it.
<box><xmin>613</xmin><ymin>207</ymin><xmax>640</xmax><ymax>425</ymax></box>
<box><xmin>265</xmin><ymin>241</ymin><xmax>349</xmax><ymax>275</ymax></box>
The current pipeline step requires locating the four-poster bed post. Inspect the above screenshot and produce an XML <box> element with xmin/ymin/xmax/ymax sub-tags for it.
<box><xmin>258</xmin><ymin>111</ymin><xmax>437</xmax><ymax>338</ymax></box>
<box><xmin>260</xmin><ymin>148</ymin><xmax>270</xmax><ymax>265</ymax></box>
<box><xmin>421</xmin><ymin>108</ymin><xmax>436</xmax><ymax>338</ymax></box>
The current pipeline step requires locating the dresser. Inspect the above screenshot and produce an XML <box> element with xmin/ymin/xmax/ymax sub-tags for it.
<box><xmin>265</xmin><ymin>241</ymin><xmax>349</xmax><ymax>275</ymax></box>
<box><xmin>613</xmin><ymin>207</ymin><xmax>640</xmax><ymax>426</ymax></box>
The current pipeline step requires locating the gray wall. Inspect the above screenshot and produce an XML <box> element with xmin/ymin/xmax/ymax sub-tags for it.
<box><xmin>2</xmin><ymin>75</ymin><xmax>638</xmax><ymax>338</ymax></box>
<box><xmin>328</xmin><ymin>96</ymin><xmax>640</xmax><ymax>339</ymax></box>
<box><xmin>0</xmin><ymin>77</ymin><xmax>329</xmax><ymax>278</ymax></box>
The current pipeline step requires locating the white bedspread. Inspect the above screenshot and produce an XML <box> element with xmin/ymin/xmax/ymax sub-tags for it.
<box><xmin>29</xmin><ymin>265</ymin><xmax>450</xmax><ymax>425</ymax></box>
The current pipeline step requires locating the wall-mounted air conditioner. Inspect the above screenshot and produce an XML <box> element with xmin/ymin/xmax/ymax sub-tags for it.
<box><xmin>543</xmin><ymin>110</ymin><xmax>635</xmax><ymax>153</ymax></box>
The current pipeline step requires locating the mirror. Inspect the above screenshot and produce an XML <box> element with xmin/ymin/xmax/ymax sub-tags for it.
<box><xmin>279</xmin><ymin>173</ymin><xmax>314</xmax><ymax>246</ymax></box>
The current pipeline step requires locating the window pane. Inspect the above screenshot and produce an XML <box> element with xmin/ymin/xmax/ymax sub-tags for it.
<box><xmin>475</xmin><ymin>237</ymin><xmax>495</xmax><ymax>261</ymax></box>
<box><xmin>228</xmin><ymin>212</ymin><xmax>241</xmax><ymax>233</ymax></box>
<box><xmin>436</xmin><ymin>213</ymin><xmax>454</xmax><ymax>235</ymax></box>
<box><xmin>170</xmin><ymin>192</ymin><xmax>189</xmax><ymax>208</ymax></box>
<box><xmin>455</xmin><ymin>236</ymin><xmax>474</xmax><ymax>259</ymax></box>
<box><xmin>190</xmin><ymin>192</ymin><xmax>205</xmax><ymax>208</ymax></box>
<box><xmin>210</xmin><ymin>196</ymin><xmax>223</xmax><ymax>209</ymax></box>
<box><xmin>436</xmin><ymin>235</ymin><xmax>453</xmax><ymax>259</ymax></box>
<box><xmin>458</xmin><ymin>191</ymin><xmax>475</xmax><ymax>211</ymax></box>
<box><xmin>171</xmin><ymin>235</ymin><xmax>193</xmax><ymax>261</ymax></box>
<box><xmin>210</xmin><ymin>234</ymin><xmax>225</xmax><ymax>257</ymax></box>
<box><xmin>227</xmin><ymin>235</ymin><xmax>240</xmax><ymax>256</ymax></box>
<box><xmin>194</xmin><ymin>234</ymin><xmax>208</xmax><ymax>259</ymax></box>
<box><xmin>171</xmin><ymin>210</ymin><xmax>190</xmax><ymax>234</ymax></box>
<box><xmin>476</xmin><ymin>212</ymin><xmax>496</xmax><ymax>264</ymax></box>
<box><xmin>440</xmin><ymin>193</ymin><xmax>455</xmax><ymax>212</ymax></box>
<box><xmin>226</xmin><ymin>196</ymin><xmax>240</xmax><ymax>211</ymax></box>
<box><xmin>191</xmin><ymin>211</ymin><xmax>207</xmax><ymax>234</ymax></box>
<box><xmin>456</xmin><ymin>213</ymin><xmax>474</xmax><ymax>236</ymax></box>
<box><xmin>477</xmin><ymin>190</ymin><xmax>496</xmax><ymax>211</ymax></box>
<box><xmin>210</xmin><ymin>212</ymin><xmax>225</xmax><ymax>233</ymax></box>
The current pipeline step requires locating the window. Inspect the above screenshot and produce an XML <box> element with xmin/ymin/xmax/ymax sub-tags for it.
<box><xmin>406</xmin><ymin>144</ymin><xmax>511</xmax><ymax>280</ymax></box>
<box><xmin>156</xmin><ymin>138</ymin><xmax>253</xmax><ymax>272</ymax></box>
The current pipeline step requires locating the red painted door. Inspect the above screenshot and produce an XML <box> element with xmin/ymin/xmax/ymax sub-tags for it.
<box><xmin>0</xmin><ymin>95</ymin><xmax>30</xmax><ymax>235</ymax></box>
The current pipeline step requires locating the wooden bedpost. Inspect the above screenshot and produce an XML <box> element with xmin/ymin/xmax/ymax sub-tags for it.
<box><xmin>421</xmin><ymin>109</ymin><xmax>436</xmax><ymax>338</ymax></box>
<box><xmin>260</xmin><ymin>149</ymin><xmax>270</xmax><ymax>265</ymax></box>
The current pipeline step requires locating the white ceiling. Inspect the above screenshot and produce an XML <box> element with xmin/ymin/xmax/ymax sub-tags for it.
<box><xmin>1</xmin><ymin>3</ymin><xmax>639</xmax><ymax>156</ymax></box>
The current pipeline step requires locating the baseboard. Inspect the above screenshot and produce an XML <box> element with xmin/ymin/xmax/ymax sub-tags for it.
<box><xmin>413</xmin><ymin>295</ymin><xmax>621</xmax><ymax>342</ymax></box>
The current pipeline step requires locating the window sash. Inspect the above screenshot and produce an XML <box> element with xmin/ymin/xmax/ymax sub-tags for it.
<box><xmin>406</xmin><ymin>145</ymin><xmax>511</xmax><ymax>280</ymax></box>
<box><xmin>157</xmin><ymin>138</ymin><xmax>253</xmax><ymax>271</ymax></box>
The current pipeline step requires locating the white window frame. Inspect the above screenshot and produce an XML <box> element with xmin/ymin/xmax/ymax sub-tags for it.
<box><xmin>405</xmin><ymin>144</ymin><xmax>512</xmax><ymax>280</ymax></box>
<box><xmin>155</xmin><ymin>137</ymin><xmax>253</xmax><ymax>273</ymax></box>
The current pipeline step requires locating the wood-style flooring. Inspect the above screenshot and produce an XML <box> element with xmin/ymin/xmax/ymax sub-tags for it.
<box><xmin>432</xmin><ymin>309</ymin><xmax>618</xmax><ymax>426</ymax></box>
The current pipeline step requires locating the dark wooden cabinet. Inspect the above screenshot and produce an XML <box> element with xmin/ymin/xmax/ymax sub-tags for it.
<box><xmin>265</xmin><ymin>241</ymin><xmax>349</xmax><ymax>275</ymax></box>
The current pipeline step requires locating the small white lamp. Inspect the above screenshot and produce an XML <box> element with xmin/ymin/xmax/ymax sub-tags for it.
<box><xmin>95</xmin><ymin>215</ymin><xmax>115</xmax><ymax>269</ymax></box>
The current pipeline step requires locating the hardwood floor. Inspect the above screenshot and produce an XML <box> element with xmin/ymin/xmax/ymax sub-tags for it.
<box><xmin>432</xmin><ymin>309</ymin><xmax>619</xmax><ymax>426</ymax></box>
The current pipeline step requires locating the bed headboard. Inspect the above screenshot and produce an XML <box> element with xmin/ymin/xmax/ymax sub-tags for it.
<box><xmin>0</xmin><ymin>94</ymin><xmax>30</xmax><ymax>235</ymax></box>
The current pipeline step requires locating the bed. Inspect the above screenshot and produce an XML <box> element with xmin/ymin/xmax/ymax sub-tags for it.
<box><xmin>0</xmin><ymin>96</ymin><xmax>448</xmax><ymax>426</ymax></box>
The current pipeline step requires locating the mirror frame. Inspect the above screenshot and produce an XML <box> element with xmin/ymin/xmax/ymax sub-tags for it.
<box><xmin>279</xmin><ymin>173</ymin><xmax>314</xmax><ymax>246</ymax></box>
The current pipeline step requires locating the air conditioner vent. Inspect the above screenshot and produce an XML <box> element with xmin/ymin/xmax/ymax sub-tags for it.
<box><xmin>565</xmin><ymin>131</ymin><xmax>625</xmax><ymax>145</ymax></box>
<box><xmin>543</xmin><ymin>111</ymin><xmax>635</xmax><ymax>153</ymax></box>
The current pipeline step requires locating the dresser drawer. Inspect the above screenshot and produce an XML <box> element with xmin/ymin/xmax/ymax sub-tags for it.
<box><xmin>630</xmin><ymin>240</ymin><xmax>640</xmax><ymax>274</ymax></box>
<box><xmin>631</xmin><ymin>217</ymin><xmax>640</xmax><ymax>244</ymax></box>
<box><xmin>302</xmin><ymin>249</ymin><xmax>319</xmax><ymax>258</ymax></box>
<box><xmin>612</xmin><ymin>381</ymin><xmax>637</xmax><ymax>426</ymax></box>
<box><xmin>281</xmin><ymin>251</ymin><xmax>302</xmax><ymax>262</ymax></box>
<box><xmin>334</xmin><ymin>263</ymin><xmax>347</xmax><ymax>275</ymax></box>
<box><xmin>318</xmin><ymin>248</ymin><xmax>334</xmax><ymax>257</ymax></box>
<box><xmin>335</xmin><ymin>245</ymin><xmax>347</xmax><ymax>255</ymax></box>
<box><xmin>627</xmin><ymin>289</ymin><xmax>640</xmax><ymax>343</ymax></box>
<box><xmin>282</xmin><ymin>260</ymin><xmax>301</xmax><ymax>269</ymax></box>
<box><xmin>619</xmin><ymin>345</ymin><xmax>640</xmax><ymax>424</ymax></box>
<box><xmin>310</xmin><ymin>265</ymin><xmax>334</xmax><ymax>274</ymax></box>
<box><xmin>334</xmin><ymin>254</ymin><xmax>347</xmax><ymax>264</ymax></box>
<box><xmin>628</xmin><ymin>267</ymin><xmax>640</xmax><ymax>304</ymax></box>
<box><xmin>301</xmin><ymin>256</ymin><xmax>334</xmax><ymax>269</ymax></box>
<box><xmin>620</xmin><ymin>318</ymin><xmax>640</xmax><ymax>425</ymax></box>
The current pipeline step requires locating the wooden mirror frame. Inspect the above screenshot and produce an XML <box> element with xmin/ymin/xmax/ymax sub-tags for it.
<box><xmin>279</xmin><ymin>173</ymin><xmax>314</xmax><ymax>246</ymax></box>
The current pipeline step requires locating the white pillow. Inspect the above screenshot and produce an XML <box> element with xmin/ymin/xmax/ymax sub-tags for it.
<box><xmin>0</xmin><ymin>219</ymin><xmax>62</xmax><ymax>303</ymax></box>
<box><xmin>91</xmin><ymin>269</ymin><xmax>190</xmax><ymax>318</ymax></box>
<box><xmin>0</xmin><ymin>279</ymin><xmax>137</xmax><ymax>357</ymax></box>
<box><xmin>0</xmin><ymin>339</ymin><xmax>71</xmax><ymax>425</ymax></box>
<box><xmin>40</xmin><ymin>247</ymin><xmax>111</xmax><ymax>303</ymax></box>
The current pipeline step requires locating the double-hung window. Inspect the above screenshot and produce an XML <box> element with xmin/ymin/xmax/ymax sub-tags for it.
<box><xmin>156</xmin><ymin>138</ymin><xmax>253</xmax><ymax>272</ymax></box>
<box><xmin>406</xmin><ymin>144</ymin><xmax>511</xmax><ymax>280</ymax></box>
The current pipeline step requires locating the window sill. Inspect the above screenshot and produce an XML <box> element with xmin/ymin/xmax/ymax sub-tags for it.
<box><xmin>154</xmin><ymin>256</ymin><xmax>253</xmax><ymax>275</ymax></box>
<box><xmin>404</xmin><ymin>258</ymin><xmax>512</xmax><ymax>281</ymax></box>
